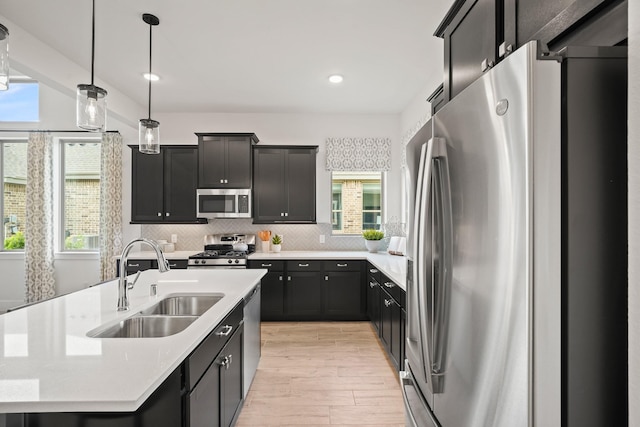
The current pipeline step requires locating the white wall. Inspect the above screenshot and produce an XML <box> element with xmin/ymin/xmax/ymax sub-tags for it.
<box><xmin>628</xmin><ymin>1</ymin><xmax>639</xmax><ymax>425</ymax></box>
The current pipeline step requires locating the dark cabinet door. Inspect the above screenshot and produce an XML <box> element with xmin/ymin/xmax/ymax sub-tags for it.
<box><xmin>253</xmin><ymin>148</ymin><xmax>287</xmax><ymax>222</ymax></box>
<box><xmin>164</xmin><ymin>147</ymin><xmax>198</xmax><ymax>222</ymax></box>
<box><xmin>131</xmin><ymin>148</ymin><xmax>164</xmax><ymax>222</ymax></box>
<box><xmin>324</xmin><ymin>271</ymin><xmax>365</xmax><ymax>320</ymax></box>
<box><xmin>367</xmin><ymin>279</ymin><xmax>381</xmax><ymax>332</ymax></box>
<box><xmin>389</xmin><ymin>297</ymin><xmax>402</xmax><ymax>370</ymax></box>
<box><xmin>380</xmin><ymin>290</ymin><xmax>393</xmax><ymax>353</ymax></box>
<box><xmin>443</xmin><ymin>0</ymin><xmax>498</xmax><ymax>101</ymax></box>
<box><xmin>188</xmin><ymin>357</ymin><xmax>221</xmax><ymax>427</ymax></box>
<box><xmin>285</xmin><ymin>148</ymin><xmax>316</xmax><ymax>222</ymax></box>
<box><xmin>226</xmin><ymin>136</ymin><xmax>253</xmax><ymax>188</ymax></box>
<box><xmin>286</xmin><ymin>272</ymin><xmax>323</xmax><ymax>318</ymax></box>
<box><xmin>253</xmin><ymin>146</ymin><xmax>317</xmax><ymax>224</ymax></box>
<box><xmin>261</xmin><ymin>271</ymin><xmax>285</xmax><ymax>320</ymax></box>
<box><xmin>198</xmin><ymin>133</ymin><xmax>256</xmax><ymax>189</ymax></box>
<box><xmin>198</xmin><ymin>135</ymin><xmax>227</xmax><ymax>188</ymax></box>
<box><xmin>220</xmin><ymin>324</ymin><xmax>243</xmax><ymax>427</ymax></box>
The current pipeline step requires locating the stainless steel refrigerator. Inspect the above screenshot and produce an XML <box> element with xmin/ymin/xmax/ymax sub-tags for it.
<box><xmin>401</xmin><ymin>41</ymin><xmax>627</xmax><ymax>427</ymax></box>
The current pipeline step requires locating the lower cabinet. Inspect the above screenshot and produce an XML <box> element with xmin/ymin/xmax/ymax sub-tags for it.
<box><xmin>248</xmin><ymin>259</ymin><xmax>365</xmax><ymax>321</ymax></box>
<box><xmin>116</xmin><ymin>258</ymin><xmax>188</xmax><ymax>277</ymax></box>
<box><xmin>368</xmin><ymin>262</ymin><xmax>406</xmax><ymax>372</ymax></box>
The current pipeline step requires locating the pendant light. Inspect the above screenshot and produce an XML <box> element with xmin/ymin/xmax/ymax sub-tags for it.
<box><xmin>139</xmin><ymin>13</ymin><xmax>160</xmax><ymax>155</ymax></box>
<box><xmin>76</xmin><ymin>0</ymin><xmax>107</xmax><ymax>131</ymax></box>
<box><xmin>0</xmin><ymin>23</ymin><xmax>9</xmax><ymax>91</ymax></box>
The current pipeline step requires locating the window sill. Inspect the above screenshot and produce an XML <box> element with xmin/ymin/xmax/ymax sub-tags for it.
<box><xmin>54</xmin><ymin>252</ymin><xmax>100</xmax><ymax>261</ymax></box>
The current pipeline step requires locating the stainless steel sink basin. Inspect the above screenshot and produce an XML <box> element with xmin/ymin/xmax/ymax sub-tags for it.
<box><xmin>88</xmin><ymin>315</ymin><xmax>198</xmax><ymax>338</ymax></box>
<box><xmin>140</xmin><ymin>294</ymin><xmax>224</xmax><ymax>316</ymax></box>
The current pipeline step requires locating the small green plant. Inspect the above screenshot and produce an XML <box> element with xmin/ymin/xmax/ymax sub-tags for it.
<box><xmin>362</xmin><ymin>229</ymin><xmax>384</xmax><ymax>240</ymax></box>
<box><xmin>271</xmin><ymin>234</ymin><xmax>282</xmax><ymax>245</ymax></box>
<box><xmin>4</xmin><ymin>231</ymin><xmax>25</xmax><ymax>250</ymax></box>
<box><xmin>65</xmin><ymin>235</ymin><xmax>86</xmax><ymax>250</ymax></box>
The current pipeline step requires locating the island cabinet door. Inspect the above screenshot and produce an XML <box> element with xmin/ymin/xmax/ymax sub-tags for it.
<box><xmin>220</xmin><ymin>324</ymin><xmax>244</xmax><ymax>427</ymax></box>
<box><xmin>188</xmin><ymin>361</ymin><xmax>221</xmax><ymax>427</ymax></box>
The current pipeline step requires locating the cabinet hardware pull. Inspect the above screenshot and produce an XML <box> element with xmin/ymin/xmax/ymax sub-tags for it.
<box><xmin>369</xmin><ymin>281</ymin><xmax>376</xmax><ymax>288</ymax></box>
<box><xmin>285</xmin><ymin>212</ymin><xmax>288</xmax><ymax>217</ymax></box>
<box><xmin>298</xmin><ymin>263</ymin><xmax>309</xmax><ymax>267</ymax></box>
<box><xmin>281</xmin><ymin>212</ymin><xmax>284</xmax><ymax>216</ymax></box>
<box><xmin>128</xmin><ymin>263</ymin><xmax>140</xmax><ymax>267</ymax></box>
<box><xmin>168</xmin><ymin>263</ymin><xmax>177</xmax><ymax>268</ymax></box>
<box><xmin>279</xmin><ymin>276</ymin><xmax>283</xmax><ymax>281</ymax></box>
<box><xmin>384</xmin><ymin>282</ymin><xmax>395</xmax><ymax>288</ymax></box>
<box><xmin>157</xmin><ymin>212</ymin><xmax>162</xmax><ymax>216</ymax></box>
<box><xmin>337</xmin><ymin>263</ymin><xmax>348</xmax><ymax>267</ymax></box>
<box><xmin>220</xmin><ymin>354</ymin><xmax>232</xmax><ymax>369</ymax></box>
<box><xmin>166</xmin><ymin>212</ymin><xmax>170</xmax><ymax>216</ymax></box>
<box><xmin>220</xmin><ymin>179</ymin><xmax>224</xmax><ymax>183</ymax></box>
<box><xmin>369</xmin><ymin>269</ymin><xmax>378</xmax><ymax>273</ymax></box>
<box><xmin>224</xmin><ymin>179</ymin><xmax>228</xmax><ymax>184</ymax></box>
<box><xmin>384</xmin><ymin>299</ymin><xmax>392</xmax><ymax>307</ymax></box>
<box><xmin>215</xmin><ymin>325</ymin><xmax>233</xmax><ymax>337</ymax></box>
<box><xmin>325</xmin><ymin>276</ymin><xmax>329</xmax><ymax>281</ymax></box>
<box><xmin>288</xmin><ymin>276</ymin><xmax>291</xmax><ymax>281</ymax></box>
<box><xmin>261</xmin><ymin>263</ymin><xmax>272</xmax><ymax>267</ymax></box>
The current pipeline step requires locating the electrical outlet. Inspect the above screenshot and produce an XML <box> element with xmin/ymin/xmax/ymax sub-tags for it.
<box><xmin>170</xmin><ymin>234</ymin><xmax>178</xmax><ymax>243</ymax></box>
<box><xmin>319</xmin><ymin>234</ymin><xmax>325</xmax><ymax>244</ymax></box>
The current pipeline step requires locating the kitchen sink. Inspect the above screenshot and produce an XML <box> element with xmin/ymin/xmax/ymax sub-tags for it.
<box><xmin>140</xmin><ymin>294</ymin><xmax>224</xmax><ymax>316</ymax></box>
<box><xmin>88</xmin><ymin>315</ymin><xmax>199</xmax><ymax>338</ymax></box>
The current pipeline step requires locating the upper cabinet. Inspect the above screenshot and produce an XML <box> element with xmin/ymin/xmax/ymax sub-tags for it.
<box><xmin>435</xmin><ymin>0</ymin><xmax>627</xmax><ymax>103</ymax></box>
<box><xmin>197</xmin><ymin>133</ymin><xmax>259</xmax><ymax>189</ymax></box>
<box><xmin>131</xmin><ymin>145</ymin><xmax>203</xmax><ymax>224</ymax></box>
<box><xmin>253</xmin><ymin>146</ymin><xmax>317</xmax><ymax>224</ymax></box>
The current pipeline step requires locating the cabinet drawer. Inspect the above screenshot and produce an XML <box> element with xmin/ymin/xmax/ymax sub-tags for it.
<box><xmin>380</xmin><ymin>274</ymin><xmax>405</xmax><ymax>308</ymax></box>
<box><xmin>323</xmin><ymin>260</ymin><xmax>362</xmax><ymax>272</ymax></box>
<box><xmin>185</xmin><ymin>302</ymin><xmax>243</xmax><ymax>390</ymax></box>
<box><xmin>166</xmin><ymin>259</ymin><xmax>188</xmax><ymax>269</ymax></box>
<box><xmin>367</xmin><ymin>262</ymin><xmax>382</xmax><ymax>283</ymax></box>
<box><xmin>248</xmin><ymin>260</ymin><xmax>284</xmax><ymax>271</ymax></box>
<box><xmin>126</xmin><ymin>259</ymin><xmax>153</xmax><ymax>273</ymax></box>
<box><xmin>286</xmin><ymin>260</ymin><xmax>321</xmax><ymax>272</ymax></box>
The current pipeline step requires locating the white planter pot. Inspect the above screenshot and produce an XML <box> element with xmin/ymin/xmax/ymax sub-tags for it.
<box><xmin>272</xmin><ymin>244</ymin><xmax>282</xmax><ymax>253</ymax></box>
<box><xmin>364</xmin><ymin>239</ymin><xmax>381</xmax><ymax>253</ymax></box>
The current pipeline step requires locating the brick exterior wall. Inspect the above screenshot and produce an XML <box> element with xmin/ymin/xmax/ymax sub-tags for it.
<box><xmin>341</xmin><ymin>180</ymin><xmax>363</xmax><ymax>235</ymax></box>
<box><xmin>3</xmin><ymin>182</ymin><xmax>26</xmax><ymax>234</ymax></box>
<box><xmin>64</xmin><ymin>179</ymin><xmax>100</xmax><ymax>237</ymax></box>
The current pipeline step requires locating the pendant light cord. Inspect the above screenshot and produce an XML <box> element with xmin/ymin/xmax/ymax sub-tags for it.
<box><xmin>147</xmin><ymin>22</ymin><xmax>153</xmax><ymax>120</ymax></box>
<box><xmin>90</xmin><ymin>0</ymin><xmax>96</xmax><ymax>85</ymax></box>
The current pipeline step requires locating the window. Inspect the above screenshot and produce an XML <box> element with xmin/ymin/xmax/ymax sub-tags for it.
<box><xmin>61</xmin><ymin>141</ymin><xmax>101</xmax><ymax>251</ymax></box>
<box><xmin>0</xmin><ymin>80</ymin><xmax>40</xmax><ymax>122</ymax></box>
<box><xmin>1</xmin><ymin>141</ymin><xmax>27</xmax><ymax>250</ymax></box>
<box><xmin>331</xmin><ymin>171</ymin><xmax>382</xmax><ymax>235</ymax></box>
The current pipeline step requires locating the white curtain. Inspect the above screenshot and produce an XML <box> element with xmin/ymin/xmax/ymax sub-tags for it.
<box><xmin>325</xmin><ymin>137</ymin><xmax>392</xmax><ymax>171</ymax></box>
<box><xmin>24</xmin><ymin>132</ymin><xmax>55</xmax><ymax>303</ymax></box>
<box><xmin>99</xmin><ymin>132</ymin><xmax>123</xmax><ymax>281</ymax></box>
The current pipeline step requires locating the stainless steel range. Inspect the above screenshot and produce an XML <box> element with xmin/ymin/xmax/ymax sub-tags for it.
<box><xmin>187</xmin><ymin>234</ymin><xmax>255</xmax><ymax>269</ymax></box>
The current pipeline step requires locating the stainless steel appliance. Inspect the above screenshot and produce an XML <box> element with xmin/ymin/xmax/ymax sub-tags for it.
<box><xmin>243</xmin><ymin>283</ymin><xmax>261</xmax><ymax>398</ymax></box>
<box><xmin>188</xmin><ymin>234</ymin><xmax>255</xmax><ymax>269</ymax></box>
<box><xmin>196</xmin><ymin>188</ymin><xmax>251</xmax><ymax>219</ymax></box>
<box><xmin>402</xmin><ymin>41</ymin><xmax>627</xmax><ymax>427</ymax></box>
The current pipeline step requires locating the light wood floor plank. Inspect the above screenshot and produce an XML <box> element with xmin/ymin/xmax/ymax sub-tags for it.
<box><xmin>236</xmin><ymin>321</ymin><xmax>405</xmax><ymax>427</ymax></box>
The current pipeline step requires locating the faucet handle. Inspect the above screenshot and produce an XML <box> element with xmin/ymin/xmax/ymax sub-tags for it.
<box><xmin>127</xmin><ymin>271</ymin><xmax>142</xmax><ymax>290</ymax></box>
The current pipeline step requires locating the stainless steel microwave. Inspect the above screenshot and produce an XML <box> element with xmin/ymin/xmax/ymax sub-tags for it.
<box><xmin>196</xmin><ymin>189</ymin><xmax>251</xmax><ymax>219</ymax></box>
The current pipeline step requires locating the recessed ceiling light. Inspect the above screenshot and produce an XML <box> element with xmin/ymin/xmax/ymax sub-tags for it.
<box><xmin>143</xmin><ymin>73</ymin><xmax>159</xmax><ymax>81</ymax></box>
<box><xmin>328</xmin><ymin>74</ymin><xmax>344</xmax><ymax>84</ymax></box>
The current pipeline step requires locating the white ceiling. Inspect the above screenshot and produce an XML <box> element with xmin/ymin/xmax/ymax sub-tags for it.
<box><xmin>0</xmin><ymin>0</ymin><xmax>452</xmax><ymax>115</ymax></box>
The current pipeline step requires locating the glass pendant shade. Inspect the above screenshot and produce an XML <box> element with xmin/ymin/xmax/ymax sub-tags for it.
<box><xmin>76</xmin><ymin>84</ymin><xmax>107</xmax><ymax>131</ymax></box>
<box><xmin>139</xmin><ymin>118</ymin><xmax>160</xmax><ymax>154</ymax></box>
<box><xmin>0</xmin><ymin>23</ymin><xmax>9</xmax><ymax>91</ymax></box>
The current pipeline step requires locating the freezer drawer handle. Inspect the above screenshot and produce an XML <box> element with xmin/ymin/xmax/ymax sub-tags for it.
<box><xmin>215</xmin><ymin>325</ymin><xmax>233</xmax><ymax>337</ymax></box>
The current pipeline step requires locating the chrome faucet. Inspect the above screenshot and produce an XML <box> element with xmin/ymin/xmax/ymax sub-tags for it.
<box><xmin>118</xmin><ymin>238</ymin><xmax>170</xmax><ymax>311</ymax></box>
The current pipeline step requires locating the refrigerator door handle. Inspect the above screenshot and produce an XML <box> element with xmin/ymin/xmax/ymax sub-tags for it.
<box><xmin>429</xmin><ymin>138</ymin><xmax>453</xmax><ymax>392</ymax></box>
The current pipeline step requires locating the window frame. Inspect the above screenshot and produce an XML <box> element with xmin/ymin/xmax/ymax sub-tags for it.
<box><xmin>57</xmin><ymin>138</ymin><xmax>102</xmax><ymax>253</ymax></box>
<box><xmin>330</xmin><ymin>171</ymin><xmax>385</xmax><ymax>236</ymax></box>
<box><xmin>0</xmin><ymin>138</ymin><xmax>28</xmax><ymax>252</ymax></box>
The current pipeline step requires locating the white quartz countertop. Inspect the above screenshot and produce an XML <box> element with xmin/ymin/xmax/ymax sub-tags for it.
<box><xmin>0</xmin><ymin>269</ymin><xmax>266</xmax><ymax>413</ymax></box>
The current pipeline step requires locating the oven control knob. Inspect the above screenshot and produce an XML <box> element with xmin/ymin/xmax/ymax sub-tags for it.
<box><xmin>234</xmin><ymin>259</ymin><xmax>239</xmax><ymax>264</ymax></box>
<box><xmin>228</xmin><ymin>259</ymin><xmax>233</xmax><ymax>264</ymax></box>
<box><xmin>193</xmin><ymin>259</ymin><xmax>199</xmax><ymax>264</ymax></box>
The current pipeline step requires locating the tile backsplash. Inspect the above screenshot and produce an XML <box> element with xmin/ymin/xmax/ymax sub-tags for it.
<box><xmin>141</xmin><ymin>220</ymin><xmax>380</xmax><ymax>252</ymax></box>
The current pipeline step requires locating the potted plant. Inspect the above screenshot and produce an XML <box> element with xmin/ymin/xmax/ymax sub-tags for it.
<box><xmin>362</xmin><ymin>229</ymin><xmax>384</xmax><ymax>253</ymax></box>
<box><xmin>271</xmin><ymin>234</ymin><xmax>282</xmax><ymax>253</ymax></box>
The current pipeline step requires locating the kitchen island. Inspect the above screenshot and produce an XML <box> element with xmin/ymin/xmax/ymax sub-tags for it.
<box><xmin>0</xmin><ymin>268</ymin><xmax>266</xmax><ymax>420</ymax></box>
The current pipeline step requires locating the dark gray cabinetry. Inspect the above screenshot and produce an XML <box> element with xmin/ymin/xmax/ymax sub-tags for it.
<box><xmin>247</xmin><ymin>260</ymin><xmax>285</xmax><ymax>320</ymax></box>
<box><xmin>185</xmin><ymin>302</ymin><xmax>244</xmax><ymax>427</ymax></box>
<box><xmin>197</xmin><ymin>133</ymin><xmax>258</xmax><ymax>189</ymax></box>
<box><xmin>435</xmin><ymin>0</ymin><xmax>627</xmax><ymax>104</ymax></box>
<box><xmin>248</xmin><ymin>259</ymin><xmax>365</xmax><ymax>320</ymax></box>
<box><xmin>286</xmin><ymin>261</ymin><xmax>323</xmax><ymax>318</ymax></box>
<box><xmin>367</xmin><ymin>262</ymin><xmax>405</xmax><ymax>371</ymax></box>
<box><xmin>116</xmin><ymin>258</ymin><xmax>188</xmax><ymax>277</ymax></box>
<box><xmin>253</xmin><ymin>146</ymin><xmax>317</xmax><ymax>223</ymax></box>
<box><xmin>324</xmin><ymin>260</ymin><xmax>367</xmax><ymax>320</ymax></box>
<box><xmin>131</xmin><ymin>145</ymin><xmax>201</xmax><ymax>224</ymax></box>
